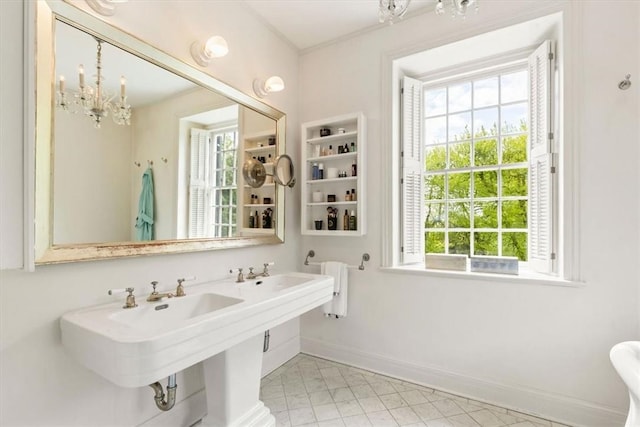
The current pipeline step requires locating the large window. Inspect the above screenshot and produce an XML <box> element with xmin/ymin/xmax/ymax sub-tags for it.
<box><xmin>423</xmin><ymin>67</ymin><xmax>529</xmax><ymax>260</ymax></box>
<box><xmin>189</xmin><ymin>126</ymin><xmax>238</xmax><ymax>238</ymax></box>
<box><xmin>401</xmin><ymin>41</ymin><xmax>557</xmax><ymax>276</ymax></box>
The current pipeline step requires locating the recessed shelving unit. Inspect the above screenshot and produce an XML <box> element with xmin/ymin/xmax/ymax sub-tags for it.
<box><xmin>301</xmin><ymin>112</ymin><xmax>366</xmax><ymax>236</ymax></box>
<box><xmin>240</xmin><ymin>130</ymin><xmax>276</xmax><ymax>234</ymax></box>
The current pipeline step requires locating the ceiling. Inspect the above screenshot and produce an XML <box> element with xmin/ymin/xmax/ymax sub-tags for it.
<box><xmin>242</xmin><ymin>0</ymin><xmax>436</xmax><ymax>51</ymax></box>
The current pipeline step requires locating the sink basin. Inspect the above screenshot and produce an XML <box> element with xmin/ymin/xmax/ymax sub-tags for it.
<box><xmin>110</xmin><ymin>293</ymin><xmax>243</xmax><ymax>333</ymax></box>
<box><xmin>60</xmin><ymin>272</ymin><xmax>334</xmax><ymax>388</ymax></box>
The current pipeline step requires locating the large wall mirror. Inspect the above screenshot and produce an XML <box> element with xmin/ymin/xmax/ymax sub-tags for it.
<box><xmin>34</xmin><ymin>1</ymin><xmax>286</xmax><ymax>264</ymax></box>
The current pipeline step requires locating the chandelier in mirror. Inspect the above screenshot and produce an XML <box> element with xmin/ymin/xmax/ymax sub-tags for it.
<box><xmin>56</xmin><ymin>38</ymin><xmax>132</xmax><ymax>128</ymax></box>
<box><xmin>435</xmin><ymin>0</ymin><xmax>479</xmax><ymax>18</ymax></box>
<box><xmin>378</xmin><ymin>0</ymin><xmax>411</xmax><ymax>24</ymax></box>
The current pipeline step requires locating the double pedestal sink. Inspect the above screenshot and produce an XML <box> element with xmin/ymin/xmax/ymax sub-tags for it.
<box><xmin>60</xmin><ymin>272</ymin><xmax>334</xmax><ymax>426</ymax></box>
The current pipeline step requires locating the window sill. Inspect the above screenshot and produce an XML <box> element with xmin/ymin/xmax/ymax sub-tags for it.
<box><xmin>380</xmin><ymin>265</ymin><xmax>584</xmax><ymax>288</ymax></box>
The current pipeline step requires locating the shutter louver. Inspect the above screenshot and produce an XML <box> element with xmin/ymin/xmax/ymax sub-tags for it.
<box><xmin>189</xmin><ymin>128</ymin><xmax>211</xmax><ymax>238</ymax></box>
<box><xmin>528</xmin><ymin>40</ymin><xmax>556</xmax><ymax>274</ymax></box>
<box><xmin>401</xmin><ymin>76</ymin><xmax>424</xmax><ymax>264</ymax></box>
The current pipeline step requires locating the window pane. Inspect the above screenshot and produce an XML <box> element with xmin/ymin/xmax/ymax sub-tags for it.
<box><xmin>501</xmin><ymin>103</ymin><xmax>527</xmax><ymax>134</ymax></box>
<box><xmin>425</xmin><ymin>174</ymin><xmax>445</xmax><ymax>200</ymax></box>
<box><xmin>474</xmin><ymin>139</ymin><xmax>497</xmax><ymax>166</ymax></box>
<box><xmin>473</xmin><ymin>170</ymin><xmax>498</xmax><ymax>197</ymax></box>
<box><xmin>425</xmin><ymin>203</ymin><xmax>445</xmax><ymax>228</ymax></box>
<box><xmin>502</xmin><ymin>168</ymin><xmax>528</xmax><ymax>196</ymax></box>
<box><xmin>502</xmin><ymin>135</ymin><xmax>527</xmax><ymax>164</ymax></box>
<box><xmin>448</xmin><ymin>232</ymin><xmax>470</xmax><ymax>255</ymax></box>
<box><xmin>425</xmin><ymin>146</ymin><xmax>446</xmax><ymax>171</ymax></box>
<box><xmin>221</xmin><ymin>207</ymin><xmax>230</xmax><ymax>223</ymax></box>
<box><xmin>501</xmin><ymin>71</ymin><xmax>527</xmax><ymax>103</ymax></box>
<box><xmin>221</xmin><ymin>225</ymin><xmax>229</xmax><ymax>237</ymax></box>
<box><xmin>473</xmin><ymin>107</ymin><xmax>498</xmax><ymax>138</ymax></box>
<box><xmin>474</xmin><ymin>201</ymin><xmax>498</xmax><ymax>228</ymax></box>
<box><xmin>448</xmin><ymin>82</ymin><xmax>472</xmax><ymax>113</ymax></box>
<box><xmin>449</xmin><ymin>141</ymin><xmax>470</xmax><ymax>169</ymax></box>
<box><xmin>448</xmin><ymin>172</ymin><xmax>470</xmax><ymax>199</ymax></box>
<box><xmin>448</xmin><ymin>112</ymin><xmax>471</xmax><ymax>142</ymax></box>
<box><xmin>224</xmin><ymin>168</ymin><xmax>235</xmax><ymax>186</ymax></box>
<box><xmin>502</xmin><ymin>200</ymin><xmax>527</xmax><ymax>228</ymax></box>
<box><xmin>448</xmin><ymin>202</ymin><xmax>470</xmax><ymax>228</ymax></box>
<box><xmin>425</xmin><ymin>87</ymin><xmax>447</xmax><ymax>117</ymax></box>
<box><xmin>502</xmin><ymin>232</ymin><xmax>528</xmax><ymax>261</ymax></box>
<box><xmin>474</xmin><ymin>77</ymin><xmax>498</xmax><ymax>108</ymax></box>
<box><xmin>426</xmin><ymin>231</ymin><xmax>445</xmax><ymax>254</ymax></box>
<box><xmin>425</xmin><ymin>117</ymin><xmax>447</xmax><ymax>145</ymax></box>
<box><xmin>474</xmin><ymin>232</ymin><xmax>498</xmax><ymax>256</ymax></box>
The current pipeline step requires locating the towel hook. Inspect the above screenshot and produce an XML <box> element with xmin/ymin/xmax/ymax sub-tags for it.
<box><xmin>618</xmin><ymin>74</ymin><xmax>632</xmax><ymax>90</ymax></box>
<box><xmin>304</xmin><ymin>250</ymin><xmax>315</xmax><ymax>266</ymax></box>
<box><xmin>359</xmin><ymin>253</ymin><xmax>370</xmax><ymax>270</ymax></box>
<box><xmin>161</xmin><ymin>157</ymin><xmax>168</xmax><ymax>163</ymax></box>
<box><xmin>134</xmin><ymin>161</ymin><xmax>141</xmax><ymax>167</ymax></box>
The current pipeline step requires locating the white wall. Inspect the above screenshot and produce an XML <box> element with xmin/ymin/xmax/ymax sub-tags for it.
<box><xmin>299</xmin><ymin>1</ymin><xmax>640</xmax><ymax>426</ymax></box>
<box><xmin>54</xmin><ymin>109</ymin><xmax>133</xmax><ymax>244</ymax></box>
<box><xmin>0</xmin><ymin>1</ymin><xmax>300</xmax><ymax>426</ymax></box>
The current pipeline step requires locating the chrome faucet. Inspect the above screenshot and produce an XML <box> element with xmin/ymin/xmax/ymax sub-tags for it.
<box><xmin>235</xmin><ymin>268</ymin><xmax>245</xmax><ymax>283</ymax></box>
<box><xmin>175</xmin><ymin>276</ymin><xmax>195</xmax><ymax>297</ymax></box>
<box><xmin>147</xmin><ymin>281</ymin><xmax>174</xmax><ymax>302</ymax></box>
<box><xmin>108</xmin><ymin>287</ymin><xmax>138</xmax><ymax>309</ymax></box>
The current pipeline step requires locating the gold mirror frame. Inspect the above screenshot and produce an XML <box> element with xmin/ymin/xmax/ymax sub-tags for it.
<box><xmin>34</xmin><ymin>1</ymin><xmax>286</xmax><ymax>264</ymax></box>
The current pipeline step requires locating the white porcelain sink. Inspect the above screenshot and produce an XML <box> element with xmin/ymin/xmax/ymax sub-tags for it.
<box><xmin>110</xmin><ymin>293</ymin><xmax>244</xmax><ymax>333</ymax></box>
<box><xmin>60</xmin><ymin>272</ymin><xmax>334</xmax><ymax>388</ymax></box>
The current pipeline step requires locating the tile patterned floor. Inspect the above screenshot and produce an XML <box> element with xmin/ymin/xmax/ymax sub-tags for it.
<box><xmin>260</xmin><ymin>354</ymin><xmax>571</xmax><ymax>427</ymax></box>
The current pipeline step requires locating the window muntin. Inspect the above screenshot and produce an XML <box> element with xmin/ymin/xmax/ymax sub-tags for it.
<box><xmin>423</xmin><ymin>68</ymin><xmax>529</xmax><ymax>260</ymax></box>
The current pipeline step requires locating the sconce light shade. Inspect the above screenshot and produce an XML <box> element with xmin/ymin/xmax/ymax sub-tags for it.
<box><xmin>190</xmin><ymin>36</ymin><xmax>229</xmax><ymax>67</ymax></box>
<box><xmin>253</xmin><ymin>76</ymin><xmax>285</xmax><ymax>98</ymax></box>
<box><xmin>85</xmin><ymin>0</ymin><xmax>128</xmax><ymax>16</ymax></box>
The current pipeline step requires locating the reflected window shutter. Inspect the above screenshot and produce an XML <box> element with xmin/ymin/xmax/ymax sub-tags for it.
<box><xmin>401</xmin><ymin>76</ymin><xmax>424</xmax><ymax>264</ymax></box>
<box><xmin>528</xmin><ymin>40</ymin><xmax>557</xmax><ymax>274</ymax></box>
<box><xmin>189</xmin><ymin>129</ymin><xmax>210</xmax><ymax>238</ymax></box>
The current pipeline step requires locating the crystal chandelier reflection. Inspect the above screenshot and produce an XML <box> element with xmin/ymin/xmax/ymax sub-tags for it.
<box><xmin>378</xmin><ymin>0</ymin><xmax>411</xmax><ymax>24</ymax></box>
<box><xmin>56</xmin><ymin>38</ymin><xmax>132</xmax><ymax>128</ymax></box>
<box><xmin>435</xmin><ymin>0</ymin><xmax>479</xmax><ymax>18</ymax></box>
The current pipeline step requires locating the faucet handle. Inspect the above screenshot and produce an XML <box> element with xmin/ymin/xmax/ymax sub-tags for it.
<box><xmin>150</xmin><ymin>281</ymin><xmax>159</xmax><ymax>293</ymax></box>
<box><xmin>263</xmin><ymin>262</ymin><xmax>274</xmax><ymax>276</ymax></box>
<box><xmin>108</xmin><ymin>287</ymin><xmax>137</xmax><ymax>309</ymax></box>
<box><xmin>176</xmin><ymin>276</ymin><xmax>195</xmax><ymax>297</ymax></box>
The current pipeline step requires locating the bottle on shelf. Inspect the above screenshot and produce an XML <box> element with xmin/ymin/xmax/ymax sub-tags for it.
<box><xmin>328</xmin><ymin>145</ymin><xmax>334</xmax><ymax>155</ymax></box>
<box><xmin>345</xmin><ymin>190</ymin><xmax>351</xmax><ymax>201</ymax></box>
<box><xmin>319</xmin><ymin>163</ymin><xmax>324</xmax><ymax>179</ymax></box>
<box><xmin>312</xmin><ymin>162</ymin><xmax>319</xmax><ymax>180</ymax></box>
<box><xmin>255</xmin><ymin>210</ymin><xmax>260</xmax><ymax>228</ymax></box>
<box><xmin>351</xmin><ymin>142</ymin><xmax>356</xmax><ymax>152</ymax></box>
<box><xmin>249</xmin><ymin>211</ymin><xmax>255</xmax><ymax>228</ymax></box>
<box><xmin>349</xmin><ymin>210</ymin><xmax>357</xmax><ymax>231</ymax></box>
<box><xmin>344</xmin><ymin>143</ymin><xmax>349</xmax><ymax>153</ymax></box>
<box><xmin>351</xmin><ymin>189</ymin><xmax>356</xmax><ymax>201</ymax></box>
<box><xmin>351</xmin><ymin>162</ymin><xmax>357</xmax><ymax>177</ymax></box>
<box><xmin>343</xmin><ymin>210</ymin><xmax>349</xmax><ymax>230</ymax></box>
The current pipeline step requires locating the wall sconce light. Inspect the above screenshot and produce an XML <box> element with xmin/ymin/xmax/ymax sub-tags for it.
<box><xmin>253</xmin><ymin>76</ymin><xmax>285</xmax><ymax>98</ymax></box>
<box><xmin>85</xmin><ymin>0</ymin><xmax>128</xmax><ymax>16</ymax></box>
<box><xmin>190</xmin><ymin>36</ymin><xmax>229</xmax><ymax>67</ymax></box>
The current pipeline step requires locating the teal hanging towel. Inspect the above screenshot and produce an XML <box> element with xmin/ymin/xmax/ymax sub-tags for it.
<box><xmin>135</xmin><ymin>167</ymin><xmax>154</xmax><ymax>241</ymax></box>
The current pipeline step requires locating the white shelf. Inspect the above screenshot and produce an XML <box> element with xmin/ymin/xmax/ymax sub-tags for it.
<box><xmin>240</xmin><ymin>228</ymin><xmax>275</xmax><ymax>235</ymax></box>
<box><xmin>301</xmin><ymin>112</ymin><xmax>366</xmax><ymax>236</ymax></box>
<box><xmin>243</xmin><ymin>204</ymin><xmax>275</xmax><ymax>208</ymax></box>
<box><xmin>307</xmin><ymin>152</ymin><xmax>357</xmax><ymax>162</ymax></box>
<box><xmin>307</xmin><ymin>177</ymin><xmax>357</xmax><ymax>185</ymax></box>
<box><xmin>306</xmin><ymin>130</ymin><xmax>358</xmax><ymax>145</ymax></box>
<box><xmin>245</xmin><ymin>146</ymin><xmax>276</xmax><ymax>154</ymax></box>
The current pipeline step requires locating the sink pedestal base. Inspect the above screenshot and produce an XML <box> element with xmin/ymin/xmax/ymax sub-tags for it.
<box><xmin>200</xmin><ymin>334</ymin><xmax>275</xmax><ymax>427</ymax></box>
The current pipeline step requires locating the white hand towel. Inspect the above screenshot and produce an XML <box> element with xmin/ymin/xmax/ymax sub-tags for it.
<box><xmin>321</xmin><ymin>261</ymin><xmax>348</xmax><ymax>318</ymax></box>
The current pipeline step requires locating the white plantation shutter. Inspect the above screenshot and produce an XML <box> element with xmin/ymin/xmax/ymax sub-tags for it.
<box><xmin>528</xmin><ymin>40</ymin><xmax>557</xmax><ymax>274</ymax></box>
<box><xmin>401</xmin><ymin>76</ymin><xmax>424</xmax><ymax>264</ymax></box>
<box><xmin>189</xmin><ymin>128</ymin><xmax>211</xmax><ymax>238</ymax></box>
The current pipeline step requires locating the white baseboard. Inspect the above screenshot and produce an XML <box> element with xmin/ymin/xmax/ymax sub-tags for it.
<box><xmin>301</xmin><ymin>337</ymin><xmax>627</xmax><ymax>427</ymax></box>
<box><xmin>262</xmin><ymin>334</ymin><xmax>300</xmax><ymax>377</ymax></box>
